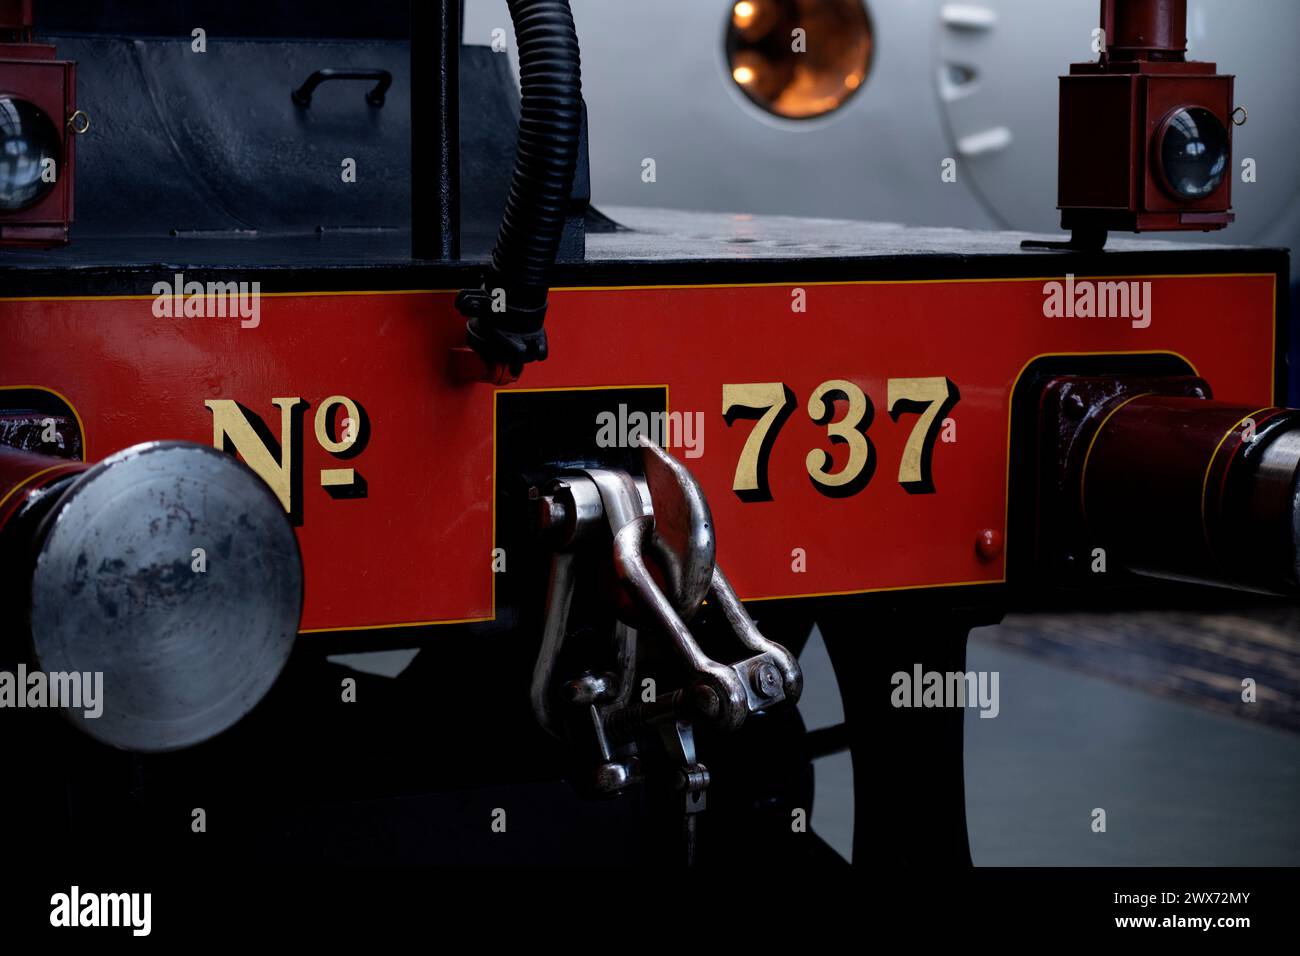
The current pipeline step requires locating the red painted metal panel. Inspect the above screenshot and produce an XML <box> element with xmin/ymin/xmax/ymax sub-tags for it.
<box><xmin>0</xmin><ymin>273</ymin><xmax>1276</xmax><ymax>632</ymax></box>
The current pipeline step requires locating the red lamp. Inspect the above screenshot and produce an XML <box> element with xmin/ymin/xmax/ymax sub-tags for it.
<box><xmin>0</xmin><ymin>0</ymin><xmax>83</xmax><ymax>246</ymax></box>
<box><xmin>1048</xmin><ymin>0</ymin><xmax>1242</xmax><ymax>250</ymax></box>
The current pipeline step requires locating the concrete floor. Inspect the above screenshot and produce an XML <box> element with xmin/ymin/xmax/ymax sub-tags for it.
<box><xmin>799</xmin><ymin>624</ymin><xmax>1300</xmax><ymax>865</ymax></box>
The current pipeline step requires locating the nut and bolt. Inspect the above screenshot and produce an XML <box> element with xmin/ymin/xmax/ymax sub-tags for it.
<box><xmin>751</xmin><ymin>662</ymin><xmax>782</xmax><ymax>699</ymax></box>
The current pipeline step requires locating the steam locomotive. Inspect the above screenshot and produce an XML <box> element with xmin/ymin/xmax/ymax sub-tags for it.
<box><xmin>0</xmin><ymin>0</ymin><xmax>1292</xmax><ymax>870</ymax></box>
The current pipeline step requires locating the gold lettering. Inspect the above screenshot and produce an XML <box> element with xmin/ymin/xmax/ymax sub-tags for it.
<box><xmin>314</xmin><ymin>395</ymin><xmax>361</xmax><ymax>454</ymax></box>
<box><xmin>204</xmin><ymin>398</ymin><xmax>303</xmax><ymax>512</ymax></box>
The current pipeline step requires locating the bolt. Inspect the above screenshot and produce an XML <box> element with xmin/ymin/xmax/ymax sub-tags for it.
<box><xmin>538</xmin><ymin>495</ymin><xmax>568</xmax><ymax>532</ymax></box>
<box><xmin>975</xmin><ymin>528</ymin><xmax>1003</xmax><ymax>562</ymax></box>
<box><xmin>594</xmin><ymin>759</ymin><xmax>638</xmax><ymax>793</ymax></box>
<box><xmin>566</xmin><ymin>671</ymin><xmax>610</xmax><ymax>705</ymax></box>
<box><xmin>675</xmin><ymin>765</ymin><xmax>709</xmax><ymax>793</ymax></box>
<box><xmin>752</xmin><ymin>662</ymin><xmax>782</xmax><ymax>699</ymax></box>
<box><xmin>693</xmin><ymin>684</ymin><xmax>721</xmax><ymax>718</ymax></box>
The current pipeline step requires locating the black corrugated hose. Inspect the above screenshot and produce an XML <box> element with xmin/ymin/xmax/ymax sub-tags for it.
<box><xmin>456</xmin><ymin>0</ymin><xmax>582</xmax><ymax>373</ymax></box>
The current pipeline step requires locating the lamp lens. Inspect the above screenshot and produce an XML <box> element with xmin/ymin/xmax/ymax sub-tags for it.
<box><xmin>1160</xmin><ymin>106</ymin><xmax>1229</xmax><ymax>200</ymax></box>
<box><xmin>0</xmin><ymin>97</ymin><xmax>61</xmax><ymax>212</ymax></box>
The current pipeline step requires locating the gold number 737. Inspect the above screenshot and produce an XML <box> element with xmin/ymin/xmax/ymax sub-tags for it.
<box><xmin>722</xmin><ymin>377</ymin><xmax>959</xmax><ymax>500</ymax></box>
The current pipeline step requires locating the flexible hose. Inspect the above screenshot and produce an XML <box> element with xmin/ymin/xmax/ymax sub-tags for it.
<box><xmin>457</xmin><ymin>0</ymin><xmax>583</xmax><ymax>372</ymax></box>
